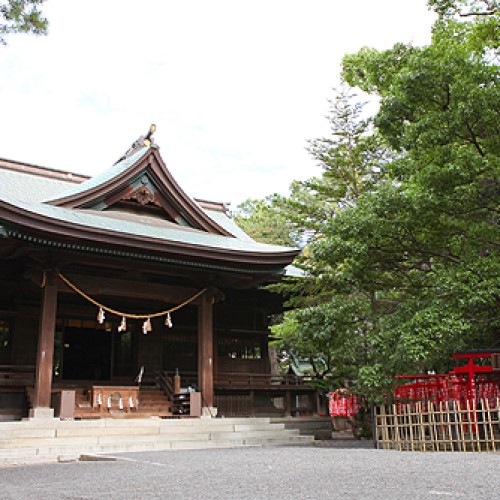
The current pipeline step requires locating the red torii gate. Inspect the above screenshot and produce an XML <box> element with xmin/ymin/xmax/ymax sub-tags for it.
<box><xmin>329</xmin><ymin>351</ymin><xmax>500</xmax><ymax>420</ymax></box>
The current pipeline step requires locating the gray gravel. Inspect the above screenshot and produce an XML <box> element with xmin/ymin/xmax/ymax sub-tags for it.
<box><xmin>0</xmin><ymin>444</ymin><xmax>498</xmax><ymax>499</ymax></box>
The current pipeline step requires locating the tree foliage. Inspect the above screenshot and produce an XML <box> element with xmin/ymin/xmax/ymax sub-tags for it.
<box><xmin>265</xmin><ymin>88</ymin><xmax>396</xmax><ymax>390</ymax></box>
<box><xmin>428</xmin><ymin>0</ymin><xmax>499</xmax><ymax>18</ymax></box>
<box><xmin>238</xmin><ymin>4</ymin><xmax>499</xmax><ymax>399</ymax></box>
<box><xmin>0</xmin><ymin>0</ymin><xmax>47</xmax><ymax>45</ymax></box>
<box><xmin>231</xmin><ymin>196</ymin><xmax>298</xmax><ymax>247</ymax></box>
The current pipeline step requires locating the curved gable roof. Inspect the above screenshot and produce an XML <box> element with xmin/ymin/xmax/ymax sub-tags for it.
<box><xmin>0</xmin><ymin>136</ymin><xmax>300</xmax><ymax>275</ymax></box>
<box><xmin>46</xmin><ymin>146</ymin><xmax>233</xmax><ymax>237</ymax></box>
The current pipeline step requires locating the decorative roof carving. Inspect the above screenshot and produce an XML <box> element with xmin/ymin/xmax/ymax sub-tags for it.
<box><xmin>45</xmin><ymin>145</ymin><xmax>234</xmax><ymax>236</ymax></box>
<box><xmin>123</xmin><ymin>185</ymin><xmax>158</xmax><ymax>207</ymax></box>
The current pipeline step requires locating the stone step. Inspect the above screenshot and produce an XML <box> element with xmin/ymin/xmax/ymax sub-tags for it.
<box><xmin>2</xmin><ymin>417</ymin><xmax>284</xmax><ymax>430</ymax></box>
<box><xmin>0</xmin><ymin>426</ymin><xmax>298</xmax><ymax>446</ymax></box>
<box><xmin>0</xmin><ymin>417</ymin><xmax>315</xmax><ymax>464</ymax></box>
<box><xmin>0</xmin><ymin>416</ymin><xmax>279</xmax><ymax>431</ymax></box>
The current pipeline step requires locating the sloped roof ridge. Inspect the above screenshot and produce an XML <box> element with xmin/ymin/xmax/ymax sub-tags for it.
<box><xmin>0</xmin><ymin>155</ymin><xmax>228</xmax><ymax>210</ymax></box>
<box><xmin>0</xmin><ymin>157</ymin><xmax>88</xmax><ymax>184</ymax></box>
<box><xmin>43</xmin><ymin>147</ymin><xmax>149</xmax><ymax>203</ymax></box>
<box><xmin>0</xmin><ymin>147</ymin><xmax>258</xmax><ymax>241</ymax></box>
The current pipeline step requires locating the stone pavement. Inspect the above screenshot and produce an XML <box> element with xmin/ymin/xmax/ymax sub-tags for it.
<box><xmin>0</xmin><ymin>443</ymin><xmax>498</xmax><ymax>499</ymax></box>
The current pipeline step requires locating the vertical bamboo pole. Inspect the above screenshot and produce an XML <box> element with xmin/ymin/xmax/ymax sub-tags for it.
<box><xmin>386</xmin><ymin>404</ymin><xmax>392</xmax><ymax>450</ymax></box>
<box><xmin>408</xmin><ymin>403</ymin><xmax>415</xmax><ymax>451</ymax></box>
<box><xmin>429</xmin><ymin>402</ymin><xmax>439</xmax><ymax>451</ymax></box>
<box><xmin>484</xmin><ymin>399</ymin><xmax>494</xmax><ymax>453</ymax></box>
<box><xmin>466</xmin><ymin>399</ymin><xmax>475</xmax><ymax>452</ymax></box>
<box><xmin>428</xmin><ymin>402</ymin><xmax>434</xmax><ymax>451</ymax></box>
<box><xmin>414</xmin><ymin>402</ymin><xmax>421</xmax><ymax>451</ymax></box>
<box><xmin>393</xmin><ymin>403</ymin><xmax>401</xmax><ymax>451</ymax></box>
<box><xmin>417</xmin><ymin>401</ymin><xmax>426</xmax><ymax>452</ymax></box>
<box><xmin>495</xmin><ymin>398</ymin><xmax>500</xmax><ymax>452</ymax></box>
<box><xmin>456</xmin><ymin>400</ymin><xmax>466</xmax><ymax>452</ymax></box>
<box><xmin>473</xmin><ymin>399</ymin><xmax>481</xmax><ymax>452</ymax></box>
<box><xmin>465</xmin><ymin>399</ymin><xmax>472</xmax><ymax>451</ymax></box>
<box><xmin>435</xmin><ymin>401</ymin><xmax>442</xmax><ymax>451</ymax></box>
<box><xmin>478</xmin><ymin>398</ymin><xmax>486</xmax><ymax>452</ymax></box>
<box><xmin>445</xmin><ymin>401</ymin><xmax>456</xmax><ymax>451</ymax></box>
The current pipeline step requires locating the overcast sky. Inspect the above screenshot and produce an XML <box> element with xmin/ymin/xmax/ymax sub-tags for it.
<box><xmin>0</xmin><ymin>1</ymin><xmax>436</xmax><ymax>207</ymax></box>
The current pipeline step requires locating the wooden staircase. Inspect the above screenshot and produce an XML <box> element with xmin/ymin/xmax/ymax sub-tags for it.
<box><xmin>135</xmin><ymin>387</ymin><xmax>172</xmax><ymax>417</ymax></box>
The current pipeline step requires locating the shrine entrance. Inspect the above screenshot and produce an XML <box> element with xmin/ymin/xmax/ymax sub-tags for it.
<box><xmin>56</xmin><ymin>318</ymin><xmax>135</xmax><ymax>383</ymax></box>
<box><xmin>61</xmin><ymin>325</ymin><xmax>112</xmax><ymax>381</ymax></box>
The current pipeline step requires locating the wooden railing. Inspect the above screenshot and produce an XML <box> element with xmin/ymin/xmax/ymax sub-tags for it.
<box><xmin>158</xmin><ymin>371</ymin><xmax>309</xmax><ymax>394</ymax></box>
<box><xmin>215</xmin><ymin>372</ymin><xmax>309</xmax><ymax>387</ymax></box>
<box><xmin>161</xmin><ymin>371</ymin><xmax>311</xmax><ymax>389</ymax></box>
<box><xmin>158</xmin><ymin>371</ymin><xmax>175</xmax><ymax>399</ymax></box>
<box><xmin>164</xmin><ymin>371</ymin><xmax>198</xmax><ymax>390</ymax></box>
<box><xmin>0</xmin><ymin>365</ymin><xmax>35</xmax><ymax>387</ymax></box>
<box><xmin>215</xmin><ymin>394</ymin><xmax>253</xmax><ymax>417</ymax></box>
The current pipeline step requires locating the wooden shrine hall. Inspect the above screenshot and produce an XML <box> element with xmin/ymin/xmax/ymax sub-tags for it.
<box><xmin>0</xmin><ymin>129</ymin><xmax>321</xmax><ymax>421</ymax></box>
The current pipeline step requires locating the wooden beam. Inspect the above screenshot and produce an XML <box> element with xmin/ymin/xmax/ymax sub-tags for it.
<box><xmin>57</xmin><ymin>274</ymin><xmax>198</xmax><ymax>303</ymax></box>
<box><xmin>33</xmin><ymin>270</ymin><xmax>58</xmax><ymax>411</ymax></box>
<box><xmin>198</xmin><ymin>290</ymin><xmax>214</xmax><ymax>408</ymax></box>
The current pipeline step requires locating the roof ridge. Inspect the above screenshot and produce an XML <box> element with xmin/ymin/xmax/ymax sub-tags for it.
<box><xmin>0</xmin><ymin>157</ymin><xmax>89</xmax><ymax>184</ymax></box>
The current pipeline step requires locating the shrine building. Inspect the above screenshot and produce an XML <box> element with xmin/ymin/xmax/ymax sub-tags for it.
<box><xmin>0</xmin><ymin>130</ymin><xmax>321</xmax><ymax>420</ymax></box>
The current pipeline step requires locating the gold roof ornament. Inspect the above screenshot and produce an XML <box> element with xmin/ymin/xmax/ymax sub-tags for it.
<box><xmin>143</xmin><ymin>124</ymin><xmax>156</xmax><ymax>147</ymax></box>
<box><xmin>114</xmin><ymin>124</ymin><xmax>157</xmax><ymax>164</ymax></box>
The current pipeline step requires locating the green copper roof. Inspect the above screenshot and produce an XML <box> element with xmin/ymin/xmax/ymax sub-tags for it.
<box><xmin>43</xmin><ymin>147</ymin><xmax>150</xmax><ymax>202</ymax></box>
<box><xmin>2</xmin><ymin>195</ymin><xmax>296</xmax><ymax>255</ymax></box>
<box><xmin>204</xmin><ymin>209</ymin><xmax>254</xmax><ymax>241</ymax></box>
<box><xmin>0</xmin><ymin>169</ymin><xmax>77</xmax><ymax>201</ymax></box>
<box><xmin>0</xmin><ymin>145</ymin><xmax>299</xmax><ymax>265</ymax></box>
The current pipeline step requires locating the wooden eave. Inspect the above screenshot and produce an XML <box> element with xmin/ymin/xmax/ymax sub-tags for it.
<box><xmin>47</xmin><ymin>147</ymin><xmax>233</xmax><ymax>237</ymax></box>
<box><xmin>0</xmin><ymin>201</ymin><xmax>299</xmax><ymax>269</ymax></box>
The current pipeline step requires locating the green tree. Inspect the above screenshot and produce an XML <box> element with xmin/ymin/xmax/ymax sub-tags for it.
<box><xmin>342</xmin><ymin>15</ymin><xmax>497</xmax><ymax>387</ymax></box>
<box><xmin>428</xmin><ymin>0</ymin><xmax>499</xmax><ymax>18</ymax></box>
<box><xmin>272</xmin><ymin>8</ymin><xmax>499</xmax><ymax>399</ymax></box>
<box><xmin>232</xmin><ymin>196</ymin><xmax>298</xmax><ymax>247</ymax></box>
<box><xmin>267</xmin><ymin>88</ymin><xmax>395</xmax><ymax>391</ymax></box>
<box><xmin>1</xmin><ymin>0</ymin><xmax>47</xmax><ymax>45</ymax></box>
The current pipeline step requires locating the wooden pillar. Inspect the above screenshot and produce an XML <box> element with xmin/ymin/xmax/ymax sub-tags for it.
<box><xmin>198</xmin><ymin>291</ymin><xmax>214</xmax><ymax>409</ymax></box>
<box><xmin>284</xmin><ymin>390</ymin><xmax>292</xmax><ymax>417</ymax></box>
<box><xmin>250</xmin><ymin>390</ymin><xmax>255</xmax><ymax>417</ymax></box>
<box><xmin>315</xmin><ymin>390</ymin><xmax>321</xmax><ymax>415</ymax></box>
<box><xmin>31</xmin><ymin>270</ymin><xmax>58</xmax><ymax>417</ymax></box>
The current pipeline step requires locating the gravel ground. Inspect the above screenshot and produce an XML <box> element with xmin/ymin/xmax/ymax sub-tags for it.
<box><xmin>0</xmin><ymin>444</ymin><xmax>498</xmax><ymax>499</ymax></box>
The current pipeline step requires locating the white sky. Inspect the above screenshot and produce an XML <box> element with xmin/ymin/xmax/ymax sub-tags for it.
<box><xmin>0</xmin><ymin>0</ymin><xmax>436</xmax><ymax>207</ymax></box>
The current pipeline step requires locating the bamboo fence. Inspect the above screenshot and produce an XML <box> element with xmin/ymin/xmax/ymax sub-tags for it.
<box><xmin>375</xmin><ymin>398</ymin><xmax>500</xmax><ymax>452</ymax></box>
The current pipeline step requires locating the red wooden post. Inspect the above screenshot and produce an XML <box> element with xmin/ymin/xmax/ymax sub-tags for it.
<box><xmin>198</xmin><ymin>291</ymin><xmax>214</xmax><ymax>409</ymax></box>
<box><xmin>31</xmin><ymin>270</ymin><xmax>58</xmax><ymax>417</ymax></box>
